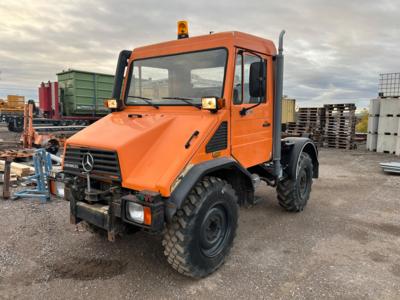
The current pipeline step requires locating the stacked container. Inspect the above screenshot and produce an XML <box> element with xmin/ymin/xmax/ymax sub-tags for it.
<box><xmin>367</xmin><ymin>99</ymin><xmax>380</xmax><ymax>151</ymax></box>
<box><xmin>376</xmin><ymin>98</ymin><xmax>400</xmax><ymax>154</ymax></box>
<box><xmin>397</xmin><ymin>121</ymin><xmax>400</xmax><ymax>155</ymax></box>
<box><xmin>57</xmin><ymin>70</ymin><xmax>114</xmax><ymax>116</ymax></box>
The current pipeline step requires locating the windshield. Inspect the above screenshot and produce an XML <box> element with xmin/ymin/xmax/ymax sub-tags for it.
<box><xmin>125</xmin><ymin>48</ymin><xmax>227</xmax><ymax>106</ymax></box>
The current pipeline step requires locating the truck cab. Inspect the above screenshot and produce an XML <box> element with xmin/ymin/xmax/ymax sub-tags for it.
<box><xmin>63</xmin><ymin>28</ymin><xmax>318</xmax><ymax>278</ymax></box>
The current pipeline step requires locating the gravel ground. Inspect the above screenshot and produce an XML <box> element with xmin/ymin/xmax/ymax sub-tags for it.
<box><xmin>1</xmin><ymin>145</ymin><xmax>400</xmax><ymax>299</ymax></box>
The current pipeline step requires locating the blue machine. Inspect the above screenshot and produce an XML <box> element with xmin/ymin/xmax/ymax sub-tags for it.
<box><xmin>14</xmin><ymin>149</ymin><xmax>52</xmax><ymax>202</ymax></box>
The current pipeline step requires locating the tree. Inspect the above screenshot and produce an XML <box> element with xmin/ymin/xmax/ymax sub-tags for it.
<box><xmin>356</xmin><ymin>109</ymin><xmax>368</xmax><ymax>133</ymax></box>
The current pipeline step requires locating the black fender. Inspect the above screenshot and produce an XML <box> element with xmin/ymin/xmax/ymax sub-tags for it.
<box><xmin>281</xmin><ymin>137</ymin><xmax>319</xmax><ymax>180</ymax></box>
<box><xmin>165</xmin><ymin>157</ymin><xmax>254</xmax><ymax>221</ymax></box>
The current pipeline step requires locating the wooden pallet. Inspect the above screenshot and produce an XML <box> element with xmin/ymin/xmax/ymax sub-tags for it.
<box><xmin>0</xmin><ymin>149</ymin><xmax>35</xmax><ymax>159</ymax></box>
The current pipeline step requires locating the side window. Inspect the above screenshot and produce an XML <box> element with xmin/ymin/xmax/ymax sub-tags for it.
<box><xmin>233</xmin><ymin>52</ymin><xmax>266</xmax><ymax>104</ymax></box>
<box><xmin>233</xmin><ymin>55</ymin><xmax>242</xmax><ymax>104</ymax></box>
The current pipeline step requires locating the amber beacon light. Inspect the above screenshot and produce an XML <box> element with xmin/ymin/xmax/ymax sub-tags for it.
<box><xmin>177</xmin><ymin>21</ymin><xmax>189</xmax><ymax>39</ymax></box>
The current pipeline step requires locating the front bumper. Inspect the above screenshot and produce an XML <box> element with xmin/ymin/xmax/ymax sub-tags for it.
<box><xmin>65</xmin><ymin>185</ymin><xmax>164</xmax><ymax>241</ymax></box>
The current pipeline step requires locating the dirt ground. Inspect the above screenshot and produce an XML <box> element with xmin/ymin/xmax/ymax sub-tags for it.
<box><xmin>1</xmin><ymin>136</ymin><xmax>400</xmax><ymax>299</ymax></box>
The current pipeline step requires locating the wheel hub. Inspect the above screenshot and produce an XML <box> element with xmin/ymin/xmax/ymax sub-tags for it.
<box><xmin>200</xmin><ymin>205</ymin><xmax>228</xmax><ymax>257</ymax></box>
<box><xmin>299</xmin><ymin>169</ymin><xmax>308</xmax><ymax>198</ymax></box>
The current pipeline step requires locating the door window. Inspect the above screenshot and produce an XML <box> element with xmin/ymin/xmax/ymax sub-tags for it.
<box><xmin>233</xmin><ymin>52</ymin><xmax>266</xmax><ymax>104</ymax></box>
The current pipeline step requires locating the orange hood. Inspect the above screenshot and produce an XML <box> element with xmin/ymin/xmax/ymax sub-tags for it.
<box><xmin>65</xmin><ymin>110</ymin><xmax>219</xmax><ymax>196</ymax></box>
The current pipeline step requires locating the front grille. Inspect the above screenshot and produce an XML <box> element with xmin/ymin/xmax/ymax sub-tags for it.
<box><xmin>64</xmin><ymin>147</ymin><xmax>121</xmax><ymax>182</ymax></box>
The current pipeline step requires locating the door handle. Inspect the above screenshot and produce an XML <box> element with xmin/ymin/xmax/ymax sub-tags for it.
<box><xmin>185</xmin><ymin>130</ymin><xmax>199</xmax><ymax>149</ymax></box>
<box><xmin>262</xmin><ymin>121</ymin><xmax>271</xmax><ymax>127</ymax></box>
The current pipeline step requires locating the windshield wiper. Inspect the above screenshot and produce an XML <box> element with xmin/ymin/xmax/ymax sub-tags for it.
<box><xmin>127</xmin><ymin>95</ymin><xmax>159</xmax><ymax>109</ymax></box>
<box><xmin>162</xmin><ymin>97</ymin><xmax>201</xmax><ymax>110</ymax></box>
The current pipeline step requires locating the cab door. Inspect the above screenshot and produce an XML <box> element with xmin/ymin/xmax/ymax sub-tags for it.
<box><xmin>230</xmin><ymin>50</ymin><xmax>273</xmax><ymax>168</ymax></box>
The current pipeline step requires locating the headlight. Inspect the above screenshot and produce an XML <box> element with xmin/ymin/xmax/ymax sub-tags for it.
<box><xmin>126</xmin><ymin>201</ymin><xmax>152</xmax><ymax>225</ymax></box>
<box><xmin>127</xmin><ymin>202</ymin><xmax>144</xmax><ymax>224</ymax></box>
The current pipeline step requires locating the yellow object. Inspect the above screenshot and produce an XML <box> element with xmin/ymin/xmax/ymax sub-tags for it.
<box><xmin>201</xmin><ymin>97</ymin><xmax>217</xmax><ymax>110</ymax></box>
<box><xmin>282</xmin><ymin>97</ymin><xmax>296</xmax><ymax>123</ymax></box>
<box><xmin>7</xmin><ymin>95</ymin><xmax>25</xmax><ymax>108</ymax></box>
<box><xmin>104</xmin><ymin>99</ymin><xmax>118</xmax><ymax>109</ymax></box>
<box><xmin>177</xmin><ymin>20</ymin><xmax>189</xmax><ymax>38</ymax></box>
<box><xmin>0</xmin><ymin>95</ymin><xmax>25</xmax><ymax>113</ymax></box>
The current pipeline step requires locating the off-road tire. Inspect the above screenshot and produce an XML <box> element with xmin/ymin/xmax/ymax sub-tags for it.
<box><xmin>277</xmin><ymin>152</ymin><xmax>313</xmax><ymax>212</ymax></box>
<box><xmin>163</xmin><ymin>176</ymin><xmax>238</xmax><ymax>278</ymax></box>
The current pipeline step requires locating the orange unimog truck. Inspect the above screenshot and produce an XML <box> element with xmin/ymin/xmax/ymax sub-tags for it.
<box><xmin>63</xmin><ymin>22</ymin><xmax>319</xmax><ymax>278</ymax></box>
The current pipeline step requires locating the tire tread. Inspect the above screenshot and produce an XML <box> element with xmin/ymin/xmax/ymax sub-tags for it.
<box><xmin>163</xmin><ymin>176</ymin><xmax>238</xmax><ymax>278</ymax></box>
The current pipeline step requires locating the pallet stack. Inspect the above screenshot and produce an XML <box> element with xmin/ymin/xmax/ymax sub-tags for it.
<box><xmin>286</xmin><ymin>107</ymin><xmax>326</xmax><ymax>146</ymax></box>
<box><xmin>323</xmin><ymin>103</ymin><xmax>356</xmax><ymax>149</ymax></box>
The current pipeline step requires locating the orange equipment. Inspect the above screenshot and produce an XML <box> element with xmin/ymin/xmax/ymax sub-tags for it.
<box><xmin>22</xmin><ymin>102</ymin><xmax>85</xmax><ymax>154</ymax></box>
<box><xmin>63</xmin><ymin>23</ymin><xmax>319</xmax><ymax>278</ymax></box>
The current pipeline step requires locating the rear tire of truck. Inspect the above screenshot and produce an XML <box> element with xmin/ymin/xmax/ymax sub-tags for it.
<box><xmin>163</xmin><ymin>176</ymin><xmax>238</xmax><ymax>278</ymax></box>
<box><xmin>277</xmin><ymin>152</ymin><xmax>313</xmax><ymax>212</ymax></box>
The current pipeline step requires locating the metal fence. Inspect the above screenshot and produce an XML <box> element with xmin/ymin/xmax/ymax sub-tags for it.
<box><xmin>379</xmin><ymin>73</ymin><xmax>400</xmax><ymax>98</ymax></box>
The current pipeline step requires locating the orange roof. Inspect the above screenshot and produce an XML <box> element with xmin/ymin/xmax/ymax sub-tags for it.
<box><xmin>132</xmin><ymin>31</ymin><xmax>277</xmax><ymax>59</ymax></box>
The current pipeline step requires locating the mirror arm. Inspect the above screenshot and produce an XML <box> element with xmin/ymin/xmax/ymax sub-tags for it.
<box><xmin>239</xmin><ymin>98</ymin><xmax>263</xmax><ymax>116</ymax></box>
<box><xmin>240</xmin><ymin>55</ymin><xmax>265</xmax><ymax>116</ymax></box>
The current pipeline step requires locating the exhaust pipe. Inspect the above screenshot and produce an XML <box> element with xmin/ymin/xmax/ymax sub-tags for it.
<box><xmin>112</xmin><ymin>50</ymin><xmax>132</xmax><ymax>110</ymax></box>
<box><xmin>272</xmin><ymin>30</ymin><xmax>285</xmax><ymax>178</ymax></box>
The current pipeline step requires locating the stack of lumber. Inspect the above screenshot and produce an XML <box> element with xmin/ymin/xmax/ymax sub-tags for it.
<box><xmin>0</xmin><ymin>160</ymin><xmax>34</xmax><ymax>177</ymax></box>
<box><xmin>286</xmin><ymin>107</ymin><xmax>326</xmax><ymax>146</ymax></box>
<box><xmin>0</xmin><ymin>173</ymin><xmax>17</xmax><ymax>183</ymax></box>
<box><xmin>323</xmin><ymin>103</ymin><xmax>356</xmax><ymax>149</ymax></box>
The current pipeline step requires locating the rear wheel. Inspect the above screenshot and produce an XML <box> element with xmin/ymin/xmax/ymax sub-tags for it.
<box><xmin>163</xmin><ymin>176</ymin><xmax>238</xmax><ymax>278</ymax></box>
<box><xmin>277</xmin><ymin>152</ymin><xmax>313</xmax><ymax>212</ymax></box>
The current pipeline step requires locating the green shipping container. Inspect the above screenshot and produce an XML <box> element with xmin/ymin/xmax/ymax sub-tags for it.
<box><xmin>57</xmin><ymin>70</ymin><xmax>115</xmax><ymax>116</ymax></box>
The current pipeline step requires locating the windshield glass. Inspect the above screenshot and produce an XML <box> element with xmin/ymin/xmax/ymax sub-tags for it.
<box><xmin>126</xmin><ymin>48</ymin><xmax>227</xmax><ymax>106</ymax></box>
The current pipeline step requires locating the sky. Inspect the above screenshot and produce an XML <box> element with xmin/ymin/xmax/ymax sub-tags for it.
<box><xmin>0</xmin><ymin>0</ymin><xmax>399</xmax><ymax>109</ymax></box>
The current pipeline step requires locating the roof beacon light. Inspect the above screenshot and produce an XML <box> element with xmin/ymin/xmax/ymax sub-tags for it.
<box><xmin>177</xmin><ymin>21</ymin><xmax>189</xmax><ymax>39</ymax></box>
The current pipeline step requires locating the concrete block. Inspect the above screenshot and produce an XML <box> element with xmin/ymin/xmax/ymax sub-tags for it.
<box><xmin>378</xmin><ymin>116</ymin><xmax>399</xmax><ymax>135</ymax></box>
<box><xmin>369</xmin><ymin>99</ymin><xmax>380</xmax><ymax>116</ymax></box>
<box><xmin>377</xmin><ymin>134</ymin><xmax>397</xmax><ymax>154</ymax></box>
<box><xmin>379</xmin><ymin>98</ymin><xmax>400</xmax><ymax>117</ymax></box>
<box><xmin>367</xmin><ymin>133</ymin><xmax>378</xmax><ymax>151</ymax></box>
<box><xmin>368</xmin><ymin>116</ymin><xmax>379</xmax><ymax>134</ymax></box>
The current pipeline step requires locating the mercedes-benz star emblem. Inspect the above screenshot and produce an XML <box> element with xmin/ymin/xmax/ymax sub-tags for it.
<box><xmin>82</xmin><ymin>152</ymin><xmax>94</xmax><ymax>172</ymax></box>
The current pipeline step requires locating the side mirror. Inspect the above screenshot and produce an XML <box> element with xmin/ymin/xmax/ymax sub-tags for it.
<box><xmin>249</xmin><ymin>61</ymin><xmax>266</xmax><ymax>98</ymax></box>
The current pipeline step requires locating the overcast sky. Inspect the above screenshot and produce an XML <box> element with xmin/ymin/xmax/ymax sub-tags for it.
<box><xmin>0</xmin><ymin>0</ymin><xmax>399</xmax><ymax>108</ymax></box>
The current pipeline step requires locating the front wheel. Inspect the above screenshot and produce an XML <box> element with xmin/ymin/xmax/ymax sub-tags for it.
<box><xmin>163</xmin><ymin>176</ymin><xmax>238</xmax><ymax>278</ymax></box>
<box><xmin>277</xmin><ymin>152</ymin><xmax>313</xmax><ymax>212</ymax></box>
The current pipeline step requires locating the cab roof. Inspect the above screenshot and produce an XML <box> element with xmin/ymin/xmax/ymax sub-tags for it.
<box><xmin>132</xmin><ymin>31</ymin><xmax>277</xmax><ymax>59</ymax></box>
